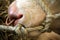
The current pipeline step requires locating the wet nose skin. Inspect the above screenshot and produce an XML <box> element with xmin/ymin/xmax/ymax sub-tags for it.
<box><xmin>8</xmin><ymin>1</ymin><xmax>23</xmax><ymax>19</ymax></box>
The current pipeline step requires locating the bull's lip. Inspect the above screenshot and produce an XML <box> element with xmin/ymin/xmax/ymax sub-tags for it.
<box><xmin>13</xmin><ymin>19</ymin><xmax>25</xmax><ymax>27</ymax></box>
<box><xmin>13</xmin><ymin>19</ymin><xmax>20</xmax><ymax>26</ymax></box>
<box><xmin>13</xmin><ymin>15</ymin><xmax>23</xmax><ymax>26</ymax></box>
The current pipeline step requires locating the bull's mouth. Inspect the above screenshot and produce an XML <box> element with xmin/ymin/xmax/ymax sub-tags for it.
<box><xmin>5</xmin><ymin>15</ymin><xmax>23</xmax><ymax>26</ymax></box>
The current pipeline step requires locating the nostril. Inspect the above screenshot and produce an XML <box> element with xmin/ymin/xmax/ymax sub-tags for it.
<box><xmin>9</xmin><ymin>13</ymin><xmax>23</xmax><ymax>20</ymax></box>
<box><xmin>17</xmin><ymin>14</ymin><xmax>23</xmax><ymax>19</ymax></box>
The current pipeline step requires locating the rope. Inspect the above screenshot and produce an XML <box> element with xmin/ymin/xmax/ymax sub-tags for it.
<box><xmin>39</xmin><ymin>0</ymin><xmax>60</xmax><ymax>32</ymax></box>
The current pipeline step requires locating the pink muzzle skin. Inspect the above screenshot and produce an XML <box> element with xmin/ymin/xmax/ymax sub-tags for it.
<box><xmin>8</xmin><ymin>1</ymin><xmax>23</xmax><ymax>26</ymax></box>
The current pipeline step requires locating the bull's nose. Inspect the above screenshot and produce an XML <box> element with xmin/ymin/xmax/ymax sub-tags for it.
<box><xmin>8</xmin><ymin>2</ymin><xmax>23</xmax><ymax>19</ymax></box>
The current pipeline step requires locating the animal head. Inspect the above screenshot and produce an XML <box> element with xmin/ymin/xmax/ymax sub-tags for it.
<box><xmin>8</xmin><ymin>0</ymin><xmax>46</xmax><ymax>27</ymax></box>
